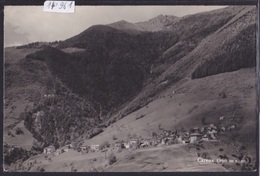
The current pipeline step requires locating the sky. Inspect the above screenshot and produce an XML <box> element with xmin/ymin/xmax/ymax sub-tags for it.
<box><xmin>4</xmin><ymin>5</ymin><xmax>227</xmax><ymax>47</ymax></box>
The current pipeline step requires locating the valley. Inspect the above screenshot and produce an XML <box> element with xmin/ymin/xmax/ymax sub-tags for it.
<box><xmin>3</xmin><ymin>6</ymin><xmax>257</xmax><ymax>172</ymax></box>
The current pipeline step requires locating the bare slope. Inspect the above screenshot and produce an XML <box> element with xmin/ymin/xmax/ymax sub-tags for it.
<box><xmin>23</xmin><ymin>144</ymin><xmax>227</xmax><ymax>172</ymax></box>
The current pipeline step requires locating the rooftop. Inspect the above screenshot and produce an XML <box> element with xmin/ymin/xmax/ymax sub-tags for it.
<box><xmin>190</xmin><ymin>133</ymin><xmax>203</xmax><ymax>136</ymax></box>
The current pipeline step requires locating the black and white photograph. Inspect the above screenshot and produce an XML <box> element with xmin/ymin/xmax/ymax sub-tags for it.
<box><xmin>3</xmin><ymin>4</ymin><xmax>258</xmax><ymax>172</ymax></box>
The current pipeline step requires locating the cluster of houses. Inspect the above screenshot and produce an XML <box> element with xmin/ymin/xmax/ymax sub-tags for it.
<box><xmin>79</xmin><ymin>139</ymin><xmax>142</xmax><ymax>154</ymax></box>
<box><xmin>76</xmin><ymin>121</ymin><xmax>236</xmax><ymax>153</ymax></box>
<box><xmin>43</xmin><ymin>117</ymin><xmax>237</xmax><ymax>155</ymax></box>
<box><xmin>43</xmin><ymin>144</ymin><xmax>73</xmax><ymax>156</ymax></box>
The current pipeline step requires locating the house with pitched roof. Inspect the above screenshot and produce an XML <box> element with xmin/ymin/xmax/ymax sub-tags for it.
<box><xmin>129</xmin><ymin>139</ymin><xmax>139</xmax><ymax>149</ymax></box>
<box><xmin>90</xmin><ymin>145</ymin><xmax>100</xmax><ymax>152</ymax></box>
<box><xmin>190</xmin><ymin>133</ymin><xmax>203</xmax><ymax>143</ymax></box>
<box><xmin>43</xmin><ymin>145</ymin><xmax>55</xmax><ymax>154</ymax></box>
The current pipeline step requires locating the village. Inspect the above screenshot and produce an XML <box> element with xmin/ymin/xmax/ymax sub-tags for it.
<box><xmin>42</xmin><ymin>116</ymin><xmax>236</xmax><ymax>157</ymax></box>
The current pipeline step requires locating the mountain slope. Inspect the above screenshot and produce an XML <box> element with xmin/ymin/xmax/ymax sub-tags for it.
<box><xmin>80</xmin><ymin>67</ymin><xmax>256</xmax><ymax>172</ymax></box>
<box><xmin>20</xmin><ymin>67</ymin><xmax>256</xmax><ymax>172</ymax></box>
<box><xmin>4</xmin><ymin>6</ymin><xmax>257</xmax><ymax>171</ymax></box>
<box><xmin>57</xmin><ymin>25</ymin><xmax>179</xmax><ymax>112</ymax></box>
<box><xmin>115</xmin><ymin>6</ymin><xmax>256</xmax><ymax>121</ymax></box>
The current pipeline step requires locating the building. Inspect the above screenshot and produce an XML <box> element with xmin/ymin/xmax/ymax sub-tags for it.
<box><xmin>227</xmin><ymin>124</ymin><xmax>236</xmax><ymax>131</ymax></box>
<box><xmin>182</xmin><ymin>137</ymin><xmax>190</xmax><ymax>144</ymax></box>
<box><xmin>200</xmin><ymin>127</ymin><xmax>207</xmax><ymax>133</ymax></box>
<box><xmin>150</xmin><ymin>139</ymin><xmax>159</xmax><ymax>147</ymax></box>
<box><xmin>80</xmin><ymin>146</ymin><xmax>89</xmax><ymax>154</ymax></box>
<box><xmin>161</xmin><ymin>138</ymin><xmax>166</xmax><ymax>145</ymax></box>
<box><xmin>208</xmin><ymin>129</ymin><xmax>218</xmax><ymax>135</ymax></box>
<box><xmin>59</xmin><ymin>145</ymin><xmax>70</xmax><ymax>153</ymax></box>
<box><xmin>202</xmin><ymin>134</ymin><xmax>209</xmax><ymax>141</ymax></box>
<box><xmin>140</xmin><ymin>140</ymin><xmax>150</xmax><ymax>148</ymax></box>
<box><xmin>124</xmin><ymin>142</ymin><xmax>130</xmax><ymax>149</ymax></box>
<box><xmin>63</xmin><ymin>148</ymin><xmax>69</xmax><ymax>152</ymax></box>
<box><xmin>209</xmin><ymin>133</ymin><xmax>217</xmax><ymax>140</ymax></box>
<box><xmin>162</xmin><ymin>130</ymin><xmax>170</xmax><ymax>137</ymax></box>
<box><xmin>114</xmin><ymin>142</ymin><xmax>123</xmax><ymax>151</ymax></box>
<box><xmin>165</xmin><ymin>137</ymin><xmax>175</xmax><ymax>145</ymax></box>
<box><xmin>177</xmin><ymin>135</ymin><xmax>183</xmax><ymax>143</ymax></box>
<box><xmin>90</xmin><ymin>145</ymin><xmax>100</xmax><ymax>152</ymax></box>
<box><xmin>65</xmin><ymin>143</ymin><xmax>73</xmax><ymax>149</ymax></box>
<box><xmin>43</xmin><ymin>145</ymin><xmax>55</xmax><ymax>154</ymax></box>
<box><xmin>190</xmin><ymin>133</ymin><xmax>203</xmax><ymax>143</ymax></box>
<box><xmin>193</xmin><ymin>127</ymin><xmax>200</xmax><ymax>132</ymax></box>
<box><xmin>54</xmin><ymin>149</ymin><xmax>62</xmax><ymax>156</ymax></box>
<box><xmin>209</xmin><ymin>123</ymin><xmax>217</xmax><ymax>130</ymax></box>
<box><xmin>220</xmin><ymin>126</ymin><xmax>226</xmax><ymax>133</ymax></box>
<box><xmin>129</xmin><ymin>139</ymin><xmax>139</xmax><ymax>149</ymax></box>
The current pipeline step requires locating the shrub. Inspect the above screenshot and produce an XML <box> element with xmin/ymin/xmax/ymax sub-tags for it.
<box><xmin>136</xmin><ymin>114</ymin><xmax>145</xmax><ymax>120</ymax></box>
<box><xmin>240</xmin><ymin>146</ymin><xmax>246</xmax><ymax>150</ymax></box>
<box><xmin>15</xmin><ymin>127</ymin><xmax>24</xmax><ymax>135</ymax></box>
<box><xmin>107</xmin><ymin>152</ymin><xmax>117</xmax><ymax>165</ymax></box>
<box><xmin>70</xmin><ymin>165</ymin><xmax>77</xmax><ymax>172</ymax></box>
<box><xmin>219</xmin><ymin>91</ymin><xmax>227</xmax><ymax>98</ymax></box>
<box><xmin>241</xmin><ymin>162</ymin><xmax>255</xmax><ymax>171</ymax></box>
<box><xmin>112</xmin><ymin>135</ymin><xmax>117</xmax><ymax>140</ymax></box>
<box><xmin>37</xmin><ymin>166</ymin><xmax>45</xmax><ymax>172</ymax></box>
<box><xmin>89</xmin><ymin>166</ymin><xmax>104</xmax><ymax>172</ymax></box>
<box><xmin>11</xmin><ymin>105</ymin><xmax>16</xmax><ymax>110</ymax></box>
<box><xmin>201</xmin><ymin>152</ymin><xmax>211</xmax><ymax>159</ymax></box>
<box><xmin>4</xmin><ymin>147</ymin><xmax>30</xmax><ymax>166</ymax></box>
<box><xmin>219</xmin><ymin>148</ymin><xmax>224</xmax><ymax>152</ymax></box>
